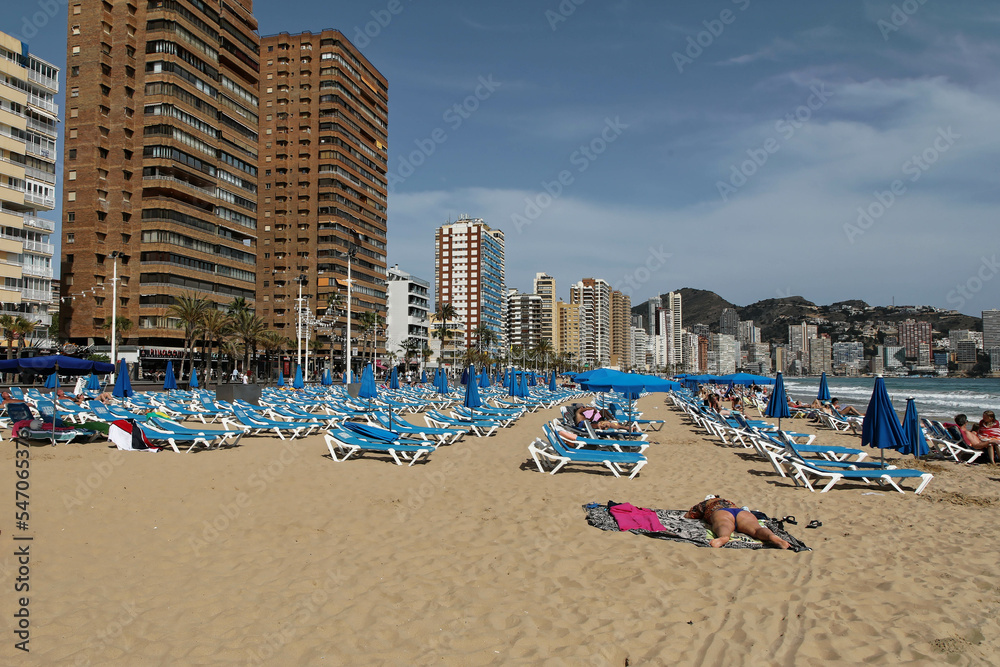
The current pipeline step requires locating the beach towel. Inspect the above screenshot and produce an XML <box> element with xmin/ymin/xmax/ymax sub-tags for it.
<box><xmin>608</xmin><ymin>502</ymin><xmax>667</xmax><ymax>532</ymax></box>
<box><xmin>979</xmin><ymin>426</ymin><xmax>1000</xmax><ymax>440</ymax></box>
<box><xmin>108</xmin><ymin>419</ymin><xmax>159</xmax><ymax>452</ymax></box>
<box><xmin>584</xmin><ymin>501</ymin><xmax>810</xmax><ymax>552</ymax></box>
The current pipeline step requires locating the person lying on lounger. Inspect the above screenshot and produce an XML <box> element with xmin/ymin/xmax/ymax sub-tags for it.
<box><xmin>684</xmin><ymin>497</ymin><xmax>790</xmax><ymax>549</ymax></box>
<box><xmin>56</xmin><ymin>389</ymin><xmax>87</xmax><ymax>405</ymax></box>
<box><xmin>573</xmin><ymin>406</ymin><xmax>638</xmax><ymax>432</ymax></box>
<box><xmin>956</xmin><ymin>414</ymin><xmax>999</xmax><ymax>464</ymax></box>
<box><xmin>1</xmin><ymin>390</ymin><xmax>24</xmax><ymax>406</ymax></box>
<box><xmin>830</xmin><ymin>398</ymin><xmax>860</xmax><ymax>416</ymax></box>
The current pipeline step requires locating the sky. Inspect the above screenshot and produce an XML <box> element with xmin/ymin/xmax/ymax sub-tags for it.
<box><xmin>8</xmin><ymin>0</ymin><xmax>1000</xmax><ymax>316</ymax></box>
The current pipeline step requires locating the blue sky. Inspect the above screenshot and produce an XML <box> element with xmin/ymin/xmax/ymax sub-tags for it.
<box><xmin>9</xmin><ymin>0</ymin><xmax>999</xmax><ymax>316</ymax></box>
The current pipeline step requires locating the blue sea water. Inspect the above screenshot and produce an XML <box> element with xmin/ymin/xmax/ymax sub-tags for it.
<box><xmin>782</xmin><ymin>377</ymin><xmax>1000</xmax><ymax>420</ymax></box>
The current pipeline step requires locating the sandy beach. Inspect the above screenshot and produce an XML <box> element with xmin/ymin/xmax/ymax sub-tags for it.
<box><xmin>4</xmin><ymin>393</ymin><xmax>1000</xmax><ymax>666</ymax></box>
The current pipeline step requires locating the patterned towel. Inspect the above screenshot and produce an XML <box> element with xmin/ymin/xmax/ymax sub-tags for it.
<box><xmin>583</xmin><ymin>502</ymin><xmax>810</xmax><ymax>552</ymax></box>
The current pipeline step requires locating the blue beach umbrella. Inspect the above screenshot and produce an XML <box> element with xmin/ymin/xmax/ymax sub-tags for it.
<box><xmin>519</xmin><ymin>371</ymin><xmax>530</xmax><ymax>398</ymax></box>
<box><xmin>389</xmin><ymin>366</ymin><xmax>400</xmax><ymax>390</ymax></box>
<box><xmin>718</xmin><ymin>372</ymin><xmax>775</xmax><ymax>386</ymax></box>
<box><xmin>112</xmin><ymin>359</ymin><xmax>133</xmax><ymax>398</ymax></box>
<box><xmin>764</xmin><ymin>372</ymin><xmax>791</xmax><ymax>431</ymax></box>
<box><xmin>44</xmin><ymin>371</ymin><xmax>59</xmax><ymax>388</ymax></box>
<box><xmin>461</xmin><ymin>366</ymin><xmax>470</xmax><ymax>385</ymax></box>
<box><xmin>436</xmin><ymin>368</ymin><xmax>449</xmax><ymax>395</ymax></box>
<box><xmin>900</xmin><ymin>397</ymin><xmax>930</xmax><ymax>459</ymax></box>
<box><xmin>478</xmin><ymin>368</ymin><xmax>490</xmax><ymax>389</ymax></box>
<box><xmin>861</xmin><ymin>375</ymin><xmax>907</xmax><ymax>468</ymax></box>
<box><xmin>817</xmin><ymin>371</ymin><xmax>831</xmax><ymax>402</ymax></box>
<box><xmin>421</xmin><ymin>369</ymin><xmax>428</xmax><ymax>384</ymax></box>
<box><xmin>163</xmin><ymin>360</ymin><xmax>178</xmax><ymax>390</ymax></box>
<box><xmin>463</xmin><ymin>366</ymin><xmax>482</xmax><ymax>411</ymax></box>
<box><xmin>277</xmin><ymin>368</ymin><xmax>285</xmax><ymax>387</ymax></box>
<box><xmin>343</xmin><ymin>370</ymin><xmax>353</xmax><ymax>385</ymax></box>
<box><xmin>359</xmin><ymin>362</ymin><xmax>377</xmax><ymax>408</ymax></box>
<box><xmin>189</xmin><ymin>368</ymin><xmax>199</xmax><ymax>388</ymax></box>
<box><xmin>293</xmin><ymin>364</ymin><xmax>304</xmax><ymax>389</ymax></box>
<box><xmin>529</xmin><ymin>372</ymin><xmax>537</xmax><ymax>387</ymax></box>
<box><xmin>322</xmin><ymin>368</ymin><xmax>332</xmax><ymax>386</ymax></box>
<box><xmin>86</xmin><ymin>373</ymin><xmax>101</xmax><ymax>392</ymax></box>
<box><xmin>549</xmin><ymin>371</ymin><xmax>557</xmax><ymax>392</ymax></box>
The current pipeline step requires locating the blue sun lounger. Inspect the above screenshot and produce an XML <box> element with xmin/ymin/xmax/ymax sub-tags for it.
<box><xmin>323</xmin><ymin>428</ymin><xmax>434</xmax><ymax>466</ymax></box>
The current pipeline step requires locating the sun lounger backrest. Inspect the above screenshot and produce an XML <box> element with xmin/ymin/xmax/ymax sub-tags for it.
<box><xmin>6</xmin><ymin>402</ymin><xmax>32</xmax><ymax>423</ymax></box>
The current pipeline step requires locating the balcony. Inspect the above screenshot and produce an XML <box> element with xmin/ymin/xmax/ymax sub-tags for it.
<box><xmin>23</xmin><ymin>240</ymin><xmax>54</xmax><ymax>255</ymax></box>
<box><xmin>22</xmin><ymin>215</ymin><xmax>55</xmax><ymax>232</ymax></box>
<box><xmin>25</xmin><ymin>142</ymin><xmax>54</xmax><ymax>160</ymax></box>
<box><xmin>22</xmin><ymin>311</ymin><xmax>52</xmax><ymax>325</ymax></box>
<box><xmin>24</xmin><ymin>166</ymin><xmax>55</xmax><ymax>184</ymax></box>
<box><xmin>21</xmin><ymin>263</ymin><xmax>53</xmax><ymax>278</ymax></box>
<box><xmin>26</xmin><ymin>116</ymin><xmax>57</xmax><ymax>137</ymax></box>
<box><xmin>142</xmin><ymin>174</ymin><xmax>216</xmax><ymax>196</ymax></box>
<box><xmin>22</xmin><ymin>191</ymin><xmax>55</xmax><ymax>208</ymax></box>
<box><xmin>21</xmin><ymin>288</ymin><xmax>51</xmax><ymax>303</ymax></box>
<box><xmin>27</xmin><ymin>69</ymin><xmax>59</xmax><ymax>93</ymax></box>
<box><xmin>26</xmin><ymin>92</ymin><xmax>57</xmax><ymax>116</ymax></box>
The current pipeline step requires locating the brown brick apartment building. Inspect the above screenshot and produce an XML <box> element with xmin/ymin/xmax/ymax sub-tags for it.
<box><xmin>60</xmin><ymin>0</ymin><xmax>261</xmax><ymax>348</ymax></box>
<box><xmin>257</xmin><ymin>31</ymin><xmax>388</xmax><ymax>376</ymax></box>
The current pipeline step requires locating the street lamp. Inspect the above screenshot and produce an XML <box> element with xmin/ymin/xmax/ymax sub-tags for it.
<box><xmin>295</xmin><ymin>274</ymin><xmax>307</xmax><ymax>370</ymax></box>
<box><xmin>109</xmin><ymin>250</ymin><xmax>121</xmax><ymax>376</ymax></box>
<box><xmin>339</xmin><ymin>232</ymin><xmax>359</xmax><ymax>380</ymax></box>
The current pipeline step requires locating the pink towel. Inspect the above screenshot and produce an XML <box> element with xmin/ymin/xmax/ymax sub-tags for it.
<box><xmin>609</xmin><ymin>503</ymin><xmax>667</xmax><ymax>532</ymax></box>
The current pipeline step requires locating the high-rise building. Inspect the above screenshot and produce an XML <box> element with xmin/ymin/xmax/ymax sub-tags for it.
<box><xmin>642</xmin><ymin>295</ymin><xmax>660</xmax><ymax>336</ymax></box>
<box><xmin>708</xmin><ymin>333</ymin><xmax>737</xmax><ymax>375</ymax></box>
<box><xmin>737</xmin><ymin>320</ymin><xmax>760</xmax><ymax>345</ymax></box>
<box><xmin>385</xmin><ymin>265</ymin><xmax>429</xmax><ymax>369</ymax></box>
<box><xmin>948</xmin><ymin>329</ymin><xmax>971</xmax><ymax>353</ymax></box>
<box><xmin>533</xmin><ymin>272</ymin><xmax>555</xmax><ymax>347</ymax></box>
<box><xmin>898</xmin><ymin>320</ymin><xmax>931</xmax><ymax>360</ymax></box>
<box><xmin>0</xmin><ymin>33</ymin><xmax>59</xmax><ymax>346</ymax></box>
<box><xmin>956</xmin><ymin>340</ymin><xmax>978</xmax><ymax>364</ymax></box>
<box><xmin>681</xmin><ymin>331</ymin><xmax>700</xmax><ymax>374</ymax></box>
<box><xmin>788</xmin><ymin>322</ymin><xmax>818</xmax><ymax>372</ymax></box>
<box><xmin>506</xmin><ymin>288</ymin><xmax>542</xmax><ymax>354</ymax></box>
<box><xmin>554</xmin><ymin>299</ymin><xmax>582</xmax><ymax>367</ymax></box>
<box><xmin>434</xmin><ymin>217</ymin><xmax>505</xmax><ymax>355</ymax></box>
<box><xmin>832</xmin><ymin>341</ymin><xmax>864</xmax><ymax>370</ymax></box>
<box><xmin>258</xmin><ymin>30</ymin><xmax>388</xmax><ymax>372</ymax></box>
<box><xmin>988</xmin><ymin>347</ymin><xmax>1000</xmax><ymax>373</ymax></box>
<box><xmin>61</xmin><ymin>0</ymin><xmax>261</xmax><ymax>349</ymax></box>
<box><xmin>807</xmin><ymin>337</ymin><xmax>832</xmax><ymax>376</ymax></box>
<box><xmin>983</xmin><ymin>310</ymin><xmax>1000</xmax><ymax>350</ymax></box>
<box><xmin>719</xmin><ymin>308</ymin><xmax>739</xmax><ymax>337</ymax></box>
<box><xmin>609</xmin><ymin>288</ymin><xmax>631</xmax><ymax>369</ymax></box>
<box><xmin>883</xmin><ymin>345</ymin><xmax>906</xmax><ymax>369</ymax></box>
<box><xmin>630</xmin><ymin>326</ymin><xmax>648</xmax><ymax>371</ymax></box>
<box><xmin>569</xmin><ymin>278</ymin><xmax>610</xmax><ymax>368</ymax></box>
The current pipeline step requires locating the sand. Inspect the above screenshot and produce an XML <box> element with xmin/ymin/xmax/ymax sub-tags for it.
<box><xmin>3</xmin><ymin>394</ymin><xmax>1000</xmax><ymax>666</ymax></box>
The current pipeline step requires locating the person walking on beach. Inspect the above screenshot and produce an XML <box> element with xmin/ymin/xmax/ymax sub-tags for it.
<box><xmin>685</xmin><ymin>497</ymin><xmax>790</xmax><ymax>549</ymax></box>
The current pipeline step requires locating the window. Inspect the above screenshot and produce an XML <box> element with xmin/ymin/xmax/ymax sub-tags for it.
<box><xmin>69</xmin><ymin>129</ymin><xmax>77</xmax><ymax>138</ymax></box>
<box><xmin>68</xmin><ymin>171</ymin><xmax>76</xmax><ymax>181</ymax></box>
<box><xmin>72</xmin><ymin>46</ymin><xmax>80</xmax><ymax>55</ymax></box>
<box><xmin>67</xmin><ymin>212</ymin><xmax>75</xmax><ymax>222</ymax></box>
<box><xmin>71</xmin><ymin>66</ymin><xmax>79</xmax><ymax>76</ymax></box>
<box><xmin>67</xmin><ymin>192</ymin><xmax>76</xmax><ymax>201</ymax></box>
<box><xmin>69</xmin><ymin>108</ymin><xmax>78</xmax><ymax>118</ymax></box>
<box><xmin>73</xmin><ymin>4</ymin><xmax>81</xmax><ymax>14</ymax></box>
<box><xmin>70</xmin><ymin>87</ymin><xmax>79</xmax><ymax>98</ymax></box>
<box><xmin>67</xmin><ymin>233</ymin><xmax>75</xmax><ymax>244</ymax></box>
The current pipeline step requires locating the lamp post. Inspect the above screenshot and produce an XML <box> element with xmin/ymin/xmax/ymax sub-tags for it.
<box><xmin>340</xmin><ymin>234</ymin><xmax>358</xmax><ymax>381</ymax></box>
<box><xmin>295</xmin><ymin>274</ymin><xmax>307</xmax><ymax>370</ymax></box>
<box><xmin>109</xmin><ymin>250</ymin><xmax>121</xmax><ymax>378</ymax></box>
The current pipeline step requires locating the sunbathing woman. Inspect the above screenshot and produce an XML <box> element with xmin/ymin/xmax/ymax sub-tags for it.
<box><xmin>685</xmin><ymin>496</ymin><xmax>790</xmax><ymax>549</ymax></box>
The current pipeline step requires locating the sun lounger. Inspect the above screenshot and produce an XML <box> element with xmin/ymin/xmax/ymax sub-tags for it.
<box><xmin>323</xmin><ymin>429</ymin><xmax>433</xmax><ymax>466</ymax></box>
<box><xmin>527</xmin><ymin>424</ymin><xmax>647</xmax><ymax>479</ymax></box>
<box><xmin>225</xmin><ymin>407</ymin><xmax>324</xmax><ymax>440</ymax></box>
<box><xmin>786</xmin><ymin>456</ymin><xmax>932</xmax><ymax>494</ymax></box>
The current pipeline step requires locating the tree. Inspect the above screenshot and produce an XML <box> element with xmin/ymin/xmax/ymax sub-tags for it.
<box><xmin>533</xmin><ymin>339</ymin><xmax>553</xmax><ymax>371</ymax></box>
<box><xmin>199</xmin><ymin>308</ymin><xmax>232</xmax><ymax>384</ymax></box>
<box><xmin>230</xmin><ymin>310</ymin><xmax>266</xmax><ymax>375</ymax></box>
<box><xmin>359</xmin><ymin>311</ymin><xmax>383</xmax><ymax>368</ymax></box>
<box><xmin>434</xmin><ymin>302</ymin><xmax>457</xmax><ymax>366</ymax></box>
<box><xmin>399</xmin><ymin>337</ymin><xmax>422</xmax><ymax>371</ymax></box>
<box><xmin>102</xmin><ymin>316</ymin><xmax>134</xmax><ymax>344</ymax></box>
<box><xmin>0</xmin><ymin>314</ymin><xmax>16</xmax><ymax>360</ymax></box>
<box><xmin>48</xmin><ymin>312</ymin><xmax>60</xmax><ymax>342</ymax></box>
<box><xmin>227</xmin><ymin>297</ymin><xmax>251</xmax><ymax>316</ymax></box>
<box><xmin>168</xmin><ymin>294</ymin><xmax>209</xmax><ymax>380</ymax></box>
<box><xmin>13</xmin><ymin>316</ymin><xmax>37</xmax><ymax>359</ymax></box>
<box><xmin>259</xmin><ymin>331</ymin><xmax>290</xmax><ymax>382</ymax></box>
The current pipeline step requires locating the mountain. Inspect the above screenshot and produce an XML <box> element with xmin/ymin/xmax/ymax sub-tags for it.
<box><xmin>630</xmin><ymin>288</ymin><xmax>982</xmax><ymax>343</ymax></box>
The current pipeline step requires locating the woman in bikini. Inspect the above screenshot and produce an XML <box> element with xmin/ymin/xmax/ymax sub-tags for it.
<box><xmin>685</xmin><ymin>497</ymin><xmax>790</xmax><ymax>549</ymax></box>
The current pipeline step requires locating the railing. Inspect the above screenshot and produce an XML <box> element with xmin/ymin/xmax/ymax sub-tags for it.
<box><xmin>25</xmin><ymin>143</ymin><xmax>54</xmax><ymax>160</ymax></box>
<box><xmin>21</xmin><ymin>264</ymin><xmax>53</xmax><ymax>278</ymax></box>
<box><xmin>26</xmin><ymin>116</ymin><xmax>57</xmax><ymax>136</ymax></box>
<box><xmin>22</xmin><ymin>215</ymin><xmax>55</xmax><ymax>232</ymax></box>
<box><xmin>24</xmin><ymin>166</ymin><xmax>55</xmax><ymax>184</ymax></box>
<box><xmin>26</xmin><ymin>93</ymin><xmax>57</xmax><ymax>115</ymax></box>
<box><xmin>142</xmin><ymin>174</ymin><xmax>216</xmax><ymax>196</ymax></box>
<box><xmin>22</xmin><ymin>191</ymin><xmax>55</xmax><ymax>208</ymax></box>
<box><xmin>21</xmin><ymin>288</ymin><xmax>51</xmax><ymax>303</ymax></box>
<box><xmin>23</xmin><ymin>240</ymin><xmax>54</xmax><ymax>255</ymax></box>
<box><xmin>26</xmin><ymin>69</ymin><xmax>58</xmax><ymax>93</ymax></box>
<box><xmin>22</xmin><ymin>311</ymin><xmax>52</xmax><ymax>325</ymax></box>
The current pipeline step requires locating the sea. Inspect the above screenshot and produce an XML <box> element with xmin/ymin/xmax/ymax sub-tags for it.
<box><xmin>782</xmin><ymin>377</ymin><xmax>1000</xmax><ymax>421</ymax></box>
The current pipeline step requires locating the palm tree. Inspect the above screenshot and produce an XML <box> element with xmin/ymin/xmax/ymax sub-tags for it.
<box><xmin>433</xmin><ymin>302</ymin><xmax>457</xmax><ymax>367</ymax></box>
<box><xmin>0</xmin><ymin>314</ymin><xmax>16</xmax><ymax>360</ymax></box>
<box><xmin>168</xmin><ymin>294</ymin><xmax>209</xmax><ymax>380</ymax></box>
<box><xmin>199</xmin><ymin>308</ymin><xmax>231</xmax><ymax>384</ymax></box>
<box><xmin>259</xmin><ymin>331</ymin><xmax>289</xmax><ymax>382</ymax></box>
<box><xmin>421</xmin><ymin>344</ymin><xmax>432</xmax><ymax>373</ymax></box>
<box><xmin>227</xmin><ymin>297</ymin><xmax>251</xmax><ymax>316</ymax></box>
<box><xmin>229</xmin><ymin>310</ymin><xmax>266</xmax><ymax>376</ymax></box>
<box><xmin>474</xmin><ymin>323</ymin><xmax>497</xmax><ymax>356</ymax></box>
<box><xmin>13</xmin><ymin>316</ymin><xmax>37</xmax><ymax>359</ymax></box>
<box><xmin>533</xmin><ymin>339</ymin><xmax>553</xmax><ymax>372</ymax></box>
